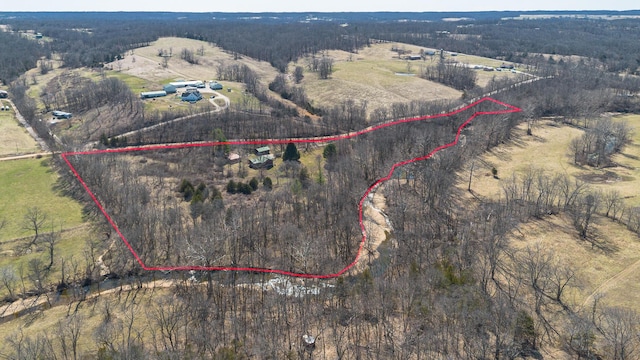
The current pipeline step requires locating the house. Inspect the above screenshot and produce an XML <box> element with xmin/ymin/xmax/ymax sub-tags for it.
<box><xmin>249</xmin><ymin>154</ymin><xmax>275</xmax><ymax>169</ymax></box>
<box><xmin>209</xmin><ymin>81</ymin><xmax>223</xmax><ymax>90</ymax></box>
<box><xmin>255</xmin><ymin>146</ymin><xmax>270</xmax><ymax>156</ymax></box>
<box><xmin>140</xmin><ymin>91</ymin><xmax>167</xmax><ymax>99</ymax></box>
<box><xmin>0</xmin><ymin>90</ymin><xmax>7</xmax><ymax>98</ymax></box>
<box><xmin>163</xmin><ymin>84</ymin><xmax>177</xmax><ymax>94</ymax></box>
<box><xmin>181</xmin><ymin>88</ymin><xmax>202</xmax><ymax>103</ymax></box>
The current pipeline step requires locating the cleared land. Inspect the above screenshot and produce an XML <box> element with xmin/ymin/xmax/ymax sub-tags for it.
<box><xmin>112</xmin><ymin>37</ymin><xmax>279</xmax><ymax>86</ymax></box>
<box><xmin>460</xmin><ymin>115</ymin><xmax>640</xmax><ymax>310</ymax></box>
<box><xmin>0</xmin><ymin>158</ymin><xmax>85</xmax><ymax>242</ymax></box>
<box><xmin>0</xmin><ymin>101</ymin><xmax>40</xmax><ymax>156</ymax></box>
<box><xmin>467</xmin><ymin>117</ymin><xmax>640</xmax><ymax>208</ymax></box>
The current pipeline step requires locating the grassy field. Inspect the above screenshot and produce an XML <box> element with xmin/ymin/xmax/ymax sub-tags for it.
<box><xmin>508</xmin><ymin>214</ymin><xmax>640</xmax><ymax>308</ymax></box>
<box><xmin>114</xmin><ymin>37</ymin><xmax>279</xmax><ymax>85</ymax></box>
<box><xmin>0</xmin><ymin>101</ymin><xmax>40</xmax><ymax>156</ymax></box>
<box><xmin>300</xmin><ymin>44</ymin><xmax>461</xmax><ymax>115</ymax></box>
<box><xmin>466</xmin><ymin>118</ymin><xmax>640</xmax><ymax>208</ymax></box>
<box><xmin>458</xmin><ymin>115</ymin><xmax>640</xmax><ymax>309</ymax></box>
<box><xmin>0</xmin><ymin>158</ymin><xmax>85</xmax><ymax>242</ymax></box>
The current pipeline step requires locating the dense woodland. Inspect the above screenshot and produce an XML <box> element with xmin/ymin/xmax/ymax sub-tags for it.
<box><xmin>2</xmin><ymin>11</ymin><xmax>640</xmax><ymax>359</ymax></box>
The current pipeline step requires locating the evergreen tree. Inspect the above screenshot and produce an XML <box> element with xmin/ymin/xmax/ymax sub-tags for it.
<box><xmin>283</xmin><ymin>142</ymin><xmax>300</xmax><ymax>162</ymax></box>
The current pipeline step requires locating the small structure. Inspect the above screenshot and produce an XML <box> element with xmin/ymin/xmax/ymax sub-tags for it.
<box><xmin>209</xmin><ymin>81</ymin><xmax>223</xmax><ymax>90</ymax></box>
<box><xmin>249</xmin><ymin>154</ymin><xmax>275</xmax><ymax>169</ymax></box>
<box><xmin>140</xmin><ymin>90</ymin><xmax>167</xmax><ymax>99</ymax></box>
<box><xmin>406</xmin><ymin>55</ymin><xmax>422</xmax><ymax>61</ymax></box>
<box><xmin>163</xmin><ymin>84</ymin><xmax>177</xmax><ymax>94</ymax></box>
<box><xmin>255</xmin><ymin>146</ymin><xmax>270</xmax><ymax>156</ymax></box>
<box><xmin>170</xmin><ymin>80</ymin><xmax>205</xmax><ymax>88</ymax></box>
<box><xmin>302</xmin><ymin>334</ymin><xmax>316</xmax><ymax>351</ymax></box>
<box><xmin>35</xmin><ymin>33</ymin><xmax>43</xmax><ymax>39</ymax></box>
<box><xmin>500</xmin><ymin>63</ymin><xmax>515</xmax><ymax>70</ymax></box>
<box><xmin>181</xmin><ymin>88</ymin><xmax>202</xmax><ymax>103</ymax></box>
<box><xmin>0</xmin><ymin>90</ymin><xmax>8</xmax><ymax>98</ymax></box>
<box><xmin>52</xmin><ymin>110</ymin><xmax>72</xmax><ymax>119</ymax></box>
<box><xmin>227</xmin><ymin>153</ymin><xmax>240</xmax><ymax>164</ymax></box>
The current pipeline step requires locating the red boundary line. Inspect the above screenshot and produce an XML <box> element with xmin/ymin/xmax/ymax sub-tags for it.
<box><xmin>61</xmin><ymin>97</ymin><xmax>521</xmax><ymax>279</ymax></box>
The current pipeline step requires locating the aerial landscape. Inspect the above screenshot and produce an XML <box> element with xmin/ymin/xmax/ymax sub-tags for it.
<box><xmin>1</xmin><ymin>1</ymin><xmax>640</xmax><ymax>359</ymax></box>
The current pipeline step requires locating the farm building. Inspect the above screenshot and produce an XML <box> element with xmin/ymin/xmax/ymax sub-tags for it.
<box><xmin>249</xmin><ymin>154</ymin><xmax>275</xmax><ymax>169</ymax></box>
<box><xmin>255</xmin><ymin>146</ymin><xmax>270</xmax><ymax>156</ymax></box>
<box><xmin>0</xmin><ymin>90</ymin><xmax>8</xmax><ymax>98</ymax></box>
<box><xmin>140</xmin><ymin>91</ymin><xmax>167</xmax><ymax>99</ymax></box>
<box><xmin>163</xmin><ymin>84</ymin><xmax>177</xmax><ymax>94</ymax></box>
<box><xmin>170</xmin><ymin>80</ymin><xmax>205</xmax><ymax>88</ymax></box>
<box><xmin>181</xmin><ymin>88</ymin><xmax>202</xmax><ymax>103</ymax></box>
<box><xmin>209</xmin><ymin>81</ymin><xmax>223</xmax><ymax>90</ymax></box>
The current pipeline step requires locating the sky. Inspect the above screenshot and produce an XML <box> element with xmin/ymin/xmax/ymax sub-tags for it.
<box><xmin>1</xmin><ymin>0</ymin><xmax>638</xmax><ymax>13</ymax></box>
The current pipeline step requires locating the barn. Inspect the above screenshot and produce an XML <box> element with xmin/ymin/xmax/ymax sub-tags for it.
<box><xmin>140</xmin><ymin>91</ymin><xmax>167</xmax><ymax>99</ymax></box>
<box><xmin>163</xmin><ymin>84</ymin><xmax>177</xmax><ymax>94</ymax></box>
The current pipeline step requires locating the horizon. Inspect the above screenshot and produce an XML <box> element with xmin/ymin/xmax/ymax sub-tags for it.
<box><xmin>0</xmin><ymin>0</ymin><xmax>638</xmax><ymax>13</ymax></box>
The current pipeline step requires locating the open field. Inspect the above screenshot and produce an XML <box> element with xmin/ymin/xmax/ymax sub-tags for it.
<box><xmin>459</xmin><ymin>115</ymin><xmax>640</xmax><ymax>311</ymax></box>
<box><xmin>112</xmin><ymin>37</ymin><xmax>279</xmax><ymax>85</ymax></box>
<box><xmin>300</xmin><ymin>43</ymin><xmax>524</xmax><ymax>115</ymax></box>
<box><xmin>301</xmin><ymin>44</ymin><xmax>462</xmax><ymax>115</ymax></box>
<box><xmin>0</xmin><ymin>158</ymin><xmax>85</xmax><ymax>242</ymax></box>
<box><xmin>466</xmin><ymin>118</ymin><xmax>640</xmax><ymax>208</ymax></box>
<box><xmin>508</xmin><ymin>214</ymin><xmax>640</xmax><ymax>308</ymax></box>
<box><xmin>0</xmin><ymin>101</ymin><xmax>40</xmax><ymax>156</ymax></box>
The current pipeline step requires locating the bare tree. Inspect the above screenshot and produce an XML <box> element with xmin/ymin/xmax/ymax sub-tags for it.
<box><xmin>22</xmin><ymin>207</ymin><xmax>47</xmax><ymax>247</ymax></box>
<box><xmin>599</xmin><ymin>307</ymin><xmax>640</xmax><ymax>360</ymax></box>
<box><xmin>0</xmin><ymin>265</ymin><xmax>18</xmax><ymax>300</ymax></box>
<box><xmin>58</xmin><ymin>313</ymin><xmax>84</xmax><ymax>360</ymax></box>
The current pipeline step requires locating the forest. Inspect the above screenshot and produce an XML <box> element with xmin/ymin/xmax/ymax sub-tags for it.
<box><xmin>1</xmin><ymin>10</ymin><xmax>640</xmax><ymax>359</ymax></box>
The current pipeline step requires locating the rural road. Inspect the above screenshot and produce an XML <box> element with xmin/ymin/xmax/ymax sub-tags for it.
<box><xmin>582</xmin><ymin>257</ymin><xmax>640</xmax><ymax>308</ymax></box>
<box><xmin>4</xmin><ymin>99</ymin><xmax>50</xmax><ymax>153</ymax></box>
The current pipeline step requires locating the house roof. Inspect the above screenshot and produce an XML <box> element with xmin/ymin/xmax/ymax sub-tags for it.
<box><xmin>256</xmin><ymin>146</ymin><xmax>270</xmax><ymax>153</ymax></box>
<box><xmin>228</xmin><ymin>153</ymin><xmax>240</xmax><ymax>161</ymax></box>
<box><xmin>250</xmin><ymin>154</ymin><xmax>275</xmax><ymax>164</ymax></box>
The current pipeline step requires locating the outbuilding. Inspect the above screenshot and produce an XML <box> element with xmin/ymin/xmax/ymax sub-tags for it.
<box><xmin>163</xmin><ymin>84</ymin><xmax>177</xmax><ymax>94</ymax></box>
<box><xmin>140</xmin><ymin>91</ymin><xmax>167</xmax><ymax>99</ymax></box>
<box><xmin>209</xmin><ymin>81</ymin><xmax>223</xmax><ymax>90</ymax></box>
<box><xmin>255</xmin><ymin>146</ymin><xmax>270</xmax><ymax>156</ymax></box>
<box><xmin>0</xmin><ymin>90</ymin><xmax>8</xmax><ymax>99</ymax></box>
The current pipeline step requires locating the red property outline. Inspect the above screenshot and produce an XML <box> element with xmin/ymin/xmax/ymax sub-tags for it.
<box><xmin>61</xmin><ymin>97</ymin><xmax>521</xmax><ymax>279</ymax></box>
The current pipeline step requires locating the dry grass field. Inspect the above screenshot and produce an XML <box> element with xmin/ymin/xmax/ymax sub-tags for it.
<box><xmin>466</xmin><ymin>117</ymin><xmax>640</xmax><ymax>208</ymax></box>
<box><xmin>0</xmin><ymin>101</ymin><xmax>40</xmax><ymax>156</ymax></box>
<box><xmin>459</xmin><ymin>115</ymin><xmax>640</xmax><ymax>310</ymax></box>
<box><xmin>299</xmin><ymin>43</ymin><xmax>524</xmax><ymax>115</ymax></box>
<box><xmin>113</xmin><ymin>37</ymin><xmax>279</xmax><ymax>86</ymax></box>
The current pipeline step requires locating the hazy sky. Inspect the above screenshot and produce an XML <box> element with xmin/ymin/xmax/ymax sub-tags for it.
<box><xmin>1</xmin><ymin>0</ymin><xmax>638</xmax><ymax>12</ymax></box>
